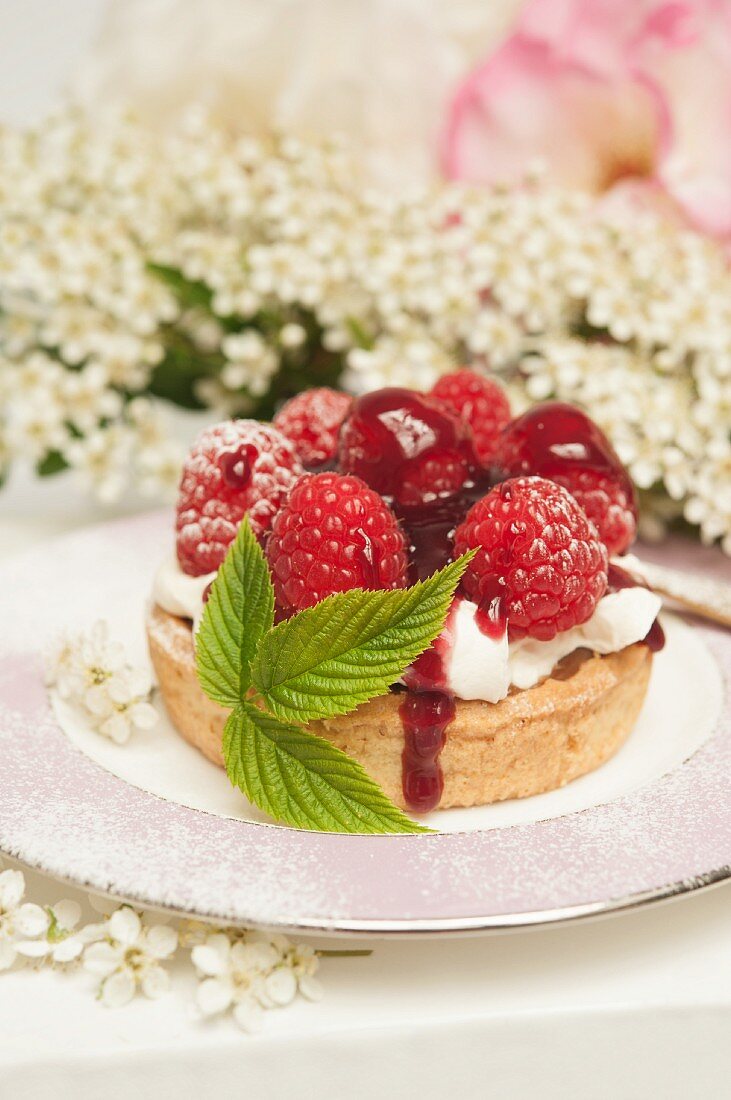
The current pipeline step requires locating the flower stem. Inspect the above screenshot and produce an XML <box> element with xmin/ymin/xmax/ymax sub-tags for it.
<box><xmin>317</xmin><ymin>949</ymin><xmax>373</xmax><ymax>957</ymax></box>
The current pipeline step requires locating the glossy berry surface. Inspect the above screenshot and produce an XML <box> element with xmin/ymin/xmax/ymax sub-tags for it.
<box><xmin>454</xmin><ymin>476</ymin><xmax>608</xmax><ymax>641</ymax></box>
<box><xmin>494</xmin><ymin>401</ymin><xmax>637</xmax><ymax>554</ymax></box>
<box><xmin>430</xmin><ymin>368</ymin><xmax>511</xmax><ymax>468</ymax></box>
<box><xmin>176</xmin><ymin>420</ymin><xmax>302</xmax><ymax>575</ymax></box>
<box><xmin>273</xmin><ymin>387</ymin><xmax>353</xmax><ymax>467</ymax></box>
<box><xmin>265</xmin><ymin>472</ymin><xmax>409</xmax><ymax>614</ymax></box>
<box><xmin>559</xmin><ymin>467</ymin><xmax>638</xmax><ymax>559</ymax></box>
<box><xmin>338</xmin><ymin>387</ymin><xmax>477</xmax><ymax>507</ymax></box>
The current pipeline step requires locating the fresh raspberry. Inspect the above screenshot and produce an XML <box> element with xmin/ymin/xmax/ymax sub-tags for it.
<box><xmin>176</xmin><ymin>420</ymin><xmax>303</xmax><ymax>575</ymax></box>
<box><xmin>430</xmin><ymin>368</ymin><xmax>511</xmax><ymax>468</ymax></box>
<box><xmin>494</xmin><ymin>402</ymin><xmax>637</xmax><ymax>555</ymax></box>
<box><xmin>273</xmin><ymin>387</ymin><xmax>353</xmax><ymax>467</ymax></box>
<box><xmin>454</xmin><ymin>476</ymin><xmax>608</xmax><ymax>641</ymax></box>
<box><xmin>559</xmin><ymin>468</ymin><xmax>637</xmax><ymax>559</ymax></box>
<box><xmin>338</xmin><ymin>387</ymin><xmax>477</xmax><ymax>507</ymax></box>
<box><xmin>398</xmin><ymin>449</ymin><xmax>472</xmax><ymax>508</ymax></box>
<box><xmin>265</xmin><ymin>472</ymin><xmax>409</xmax><ymax>614</ymax></box>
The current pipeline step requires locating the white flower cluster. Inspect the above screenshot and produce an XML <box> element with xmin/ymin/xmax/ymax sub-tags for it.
<box><xmin>1</xmin><ymin>107</ymin><xmax>729</xmax><ymax>551</ymax></box>
<box><xmin>191</xmin><ymin>928</ymin><xmax>323</xmax><ymax>1032</ymax></box>
<box><xmin>0</xmin><ymin>859</ymin><xmax>331</xmax><ymax>1029</ymax></box>
<box><xmin>0</xmin><ymin>867</ymin><xmax>84</xmax><ymax>970</ymax></box>
<box><xmin>0</xmin><ymin>864</ymin><xmax>183</xmax><ymax>1008</ymax></box>
<box><xmin>82</xmin><ymin>905</ymin><xmax>178</xmax><ymax>1007</ymax></box>
<box><xmin>46</xmin><ymin>620</ymin><xmax>158</xmax><ymax>744</ymax></box>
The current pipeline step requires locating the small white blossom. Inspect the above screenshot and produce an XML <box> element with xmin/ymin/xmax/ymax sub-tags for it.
<box><xmin>191</xmin><ymin>929</ymin><xmax>322</xmax><ymax>1032</ymax></box>
<box><xmin>0</xmin><ymin>861</ymin><xmax>337</xmax><ymax>1023</ymax></box>
<box><xmin>83</xmin><ymin>907</ymin><xmax>178</xmax><ymax>1007</ymax></box>
<box><xmin>14</xmin><ymin>898</ymin><xmax>85</xmax><ymax>965</ymax></box>
<box><xmin>279</xmin><ymin>322</ymin><xmax>307</xmax><ymax>349</ymax></box>
<box><xmin>46</xmin><ymin>620</ymin><xmax>158</xmax><ymax>745</ymax></box>
<box><xmin>0</xmin><ymin>868</ymin><xmax>50</xmax><ymax>971</ymax></box>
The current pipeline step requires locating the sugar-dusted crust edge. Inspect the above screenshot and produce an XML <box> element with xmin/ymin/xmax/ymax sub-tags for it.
<box><xmin>147</xmin><ymin>603</ymin><xmax>653</xmax><ymax>812</ymax></box>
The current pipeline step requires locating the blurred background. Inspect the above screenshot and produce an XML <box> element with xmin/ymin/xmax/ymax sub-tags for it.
<box><xmin>1</xmin><ymin>0</ymin><xmax>730</xmax><ymax>556</ymax></box>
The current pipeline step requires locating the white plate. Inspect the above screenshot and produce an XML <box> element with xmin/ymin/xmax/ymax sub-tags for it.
<box><xmin>0</xmin><ymin>511</ymin><xmax>729</xmax><ymax>936</ymax></box>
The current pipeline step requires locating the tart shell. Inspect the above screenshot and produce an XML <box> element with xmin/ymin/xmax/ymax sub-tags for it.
<box><xmin>147</xmin><ymin>604</ymin><xmax>653</xmax><ymax>813</ymax></box>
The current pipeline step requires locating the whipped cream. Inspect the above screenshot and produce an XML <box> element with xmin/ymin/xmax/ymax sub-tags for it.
<box><xmin>152</xmin><ymin>555</ymin><xmax>661</xmax><ymax>703</ymax></box>
<box><xmin>447</xmin><ymin>588</ymin><xmax>661</xmax><ymax>702</ymax></box>
<box><xmin>152</xmin><ymin>555</ymin><xmax>216</xmax><ymax>634</ymax></box>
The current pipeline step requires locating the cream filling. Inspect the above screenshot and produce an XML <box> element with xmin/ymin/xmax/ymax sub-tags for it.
<box><xmin>152</xmin><ymin>554</ymin><xmax>661</xmax><ymax>703</ymax></box>
<box><xmin>447</xmin><ymin>588</ymin><xmax>661</xmax><ymax>702</ymax></box>
<box><xmin>152</xmin><ymin>554</ymin><xmax>216</xmax><ymax>636</ymax></box>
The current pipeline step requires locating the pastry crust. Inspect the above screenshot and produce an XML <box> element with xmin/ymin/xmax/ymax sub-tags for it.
<box><xmin>147</xmin><ymin>604</ymin><xmax>653</xmax><ymax>812</ymax></box>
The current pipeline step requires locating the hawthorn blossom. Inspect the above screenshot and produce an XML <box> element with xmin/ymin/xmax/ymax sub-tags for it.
<box><xmin>14</xmin><ymin>899</ymin><xmax>85</xmax><ymax>966</ymax></box>
<box><xmin>82</xmin><ymin>907</ymin><xmax>178</xmax><ymax>1007</ymax></box>
<box><xmin>46</xmin><ymin>620</ymin><xmax>158</xmax><ymax>744</ymax></box>
<box><xmin>0</xmin><ymin>861</ymin><xmax>332</xmax><ymax>1025</ymax></box>
<box><xmin>192</xmin><ymin>930</ymin><xmax>323</xmax><ymax>1032</ymax></box>
<box><xmin>0</xmin><ymin>106</ymin><xmax>729</xmax><ymax>555</ymax></box>
<box><xmin>0</xmin><ymin>869</ymin><xmax>51</xmax><ymax>971</ymax></box>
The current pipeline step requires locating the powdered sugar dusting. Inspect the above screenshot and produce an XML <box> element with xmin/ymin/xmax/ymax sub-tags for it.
<box><xmin>0</xmin><ymin>511</ymin><xmax>730</xmax><ymax>934</ymax></box>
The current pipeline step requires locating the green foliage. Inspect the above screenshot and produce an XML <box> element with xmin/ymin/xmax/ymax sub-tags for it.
<box><xmin>195</xmin><ymin>522</ymin><xmax>468</xmax><ymax>833</ymax></box>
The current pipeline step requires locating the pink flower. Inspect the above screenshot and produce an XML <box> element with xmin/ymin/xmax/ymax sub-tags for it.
<box><xmin>442</xmin><ymin>0</ymin><xmax>731</xmax><ymax>245</ymax></box>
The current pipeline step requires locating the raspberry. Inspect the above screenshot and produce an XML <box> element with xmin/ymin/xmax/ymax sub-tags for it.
<box><xmin>560</xmin><ymin>468</ymin><xmax>637</xmax><ymax>559</ymax></box>
<box><xmin>265</xmin><ymin>472</ymin><xmax>409</xmax><ymax>614</ymax></box>
<box><xmin>454</xmin><ymin>476</ymin><xmax>608</xmax><ymax>641</ymax></box>
<box><xmin>430</xmin><ymin>368</ymin><xmax>511</xmax><ymax>468</ymax></box>
<box><xmin>176</xmin><ymin>420</ymin><xmax>302</xmax><ymax>575</ymax></box>
<box><xmin>494</xmin><ymin>402</ymin><xmax>637</xmax><ymax>555</ymax></box>
<box><xmin>273</xmin><ymin>387</ymin><xmax>353</xmax><ymax>467</ymax></box>
<box><xmin>398</xmin><ymin>448</ymin><xmax>471</xmax><ymax>508</ymax></box>
<box><xmin>338</xmin><ymin>387</ymin><xmax>477</xmax><ymax>507</ymax></box>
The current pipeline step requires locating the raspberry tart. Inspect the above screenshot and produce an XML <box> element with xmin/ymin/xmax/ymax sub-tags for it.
<box><xmin>148</xmin><ymin>373</ymin><xmax>663</xmax><ymax>815</ymax></box>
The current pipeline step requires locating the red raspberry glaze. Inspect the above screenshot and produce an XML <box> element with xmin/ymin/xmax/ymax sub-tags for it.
<box><xmin>454</xmin><ymin>476</ymin><xmax>608</xmax><ymax>641</ymax></box>
<box><xmin>176</xmin><ymin>420</ymin><xmax>302</xmax><ymax>575</ymax></box>
<box><xmin>265</xmin><ymin>472</ymin><xmax>409</xmax><ymax>614</ymax></box>
<box><xmin>494</xmin><ymin>402</ymin><xmax>637</xmax><ymax>555</ymax></box>
<box><xmin>430</xmin><ymin>368</ymin><xmax>511</xmax><ymax>468</ymax></box>
<box><xmin>338</xmin><ymin>387</ymin><xmax>477</xmax><ymax>508</ymax></box>
<box><xmin>273</xmin><ymin>387</ymin><xmax>353</xmax><ymax>467</ymax></box>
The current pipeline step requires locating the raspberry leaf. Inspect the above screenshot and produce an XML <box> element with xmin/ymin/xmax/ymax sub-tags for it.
<box><xmin>196</xmin><ymin>517</ymin><xmax>274</xmax><ymax>706</ymax></box>
<box><xmin>223</xmin><ymin>702</ymin><xmax>430</xmax><ymax>833</ymax></box>
<box><xmin>251</xmin><ymin>553</ymin><xmax>474</xmax><ymax>723</ymax></box>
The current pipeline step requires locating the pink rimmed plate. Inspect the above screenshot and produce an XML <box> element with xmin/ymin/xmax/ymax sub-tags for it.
<box><xmin>0</xmin><ymin>511</ymin><xmax>729</xmax><ymax>937</ymax></box>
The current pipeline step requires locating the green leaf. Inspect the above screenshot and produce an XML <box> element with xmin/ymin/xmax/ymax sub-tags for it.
<box><xmin>195</xmin><ymin>517</ymin><xmax>275</xmax><ymax>706</ymax></box>
<box><xmin>36</xmin><ymin>450</ymin><xmax>69</xmax><ymax>478</ymax></box>
<box><xmin>147</xmin><ymin>262</ymin><xmax>214</xmax><ymax>311</ymax></box>
<box><xmin>251</xmin><ymin>554</ymin><xmax>473</xmax><ymax>724</ymax></box>
<box><xmin>223</xmin><ymin>702</ymin><xmax>429</xmax><ymax>833</ymax></box>
<box><xmin>148</xmin><ymin>351</ymin><xmax>207</xmax><ymax>410</ymax></box>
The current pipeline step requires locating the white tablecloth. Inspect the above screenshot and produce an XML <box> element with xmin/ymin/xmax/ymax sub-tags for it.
<box><xmin>3</xmin><ymin>2</ymin><xmax>731</xmax><ymax>1093</ymax></box>
<box><xmin>2</xmin><ymin>474</ymin><xmax>731</xmax><ymax>1099</ymax></box>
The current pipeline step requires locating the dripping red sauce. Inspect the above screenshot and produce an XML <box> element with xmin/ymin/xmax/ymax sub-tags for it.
<box><xmin>399</xmin><ymin>691</ymin><xmax>456</xmax><ymax>813</ymax></box>
<box><xmin>390</xmin><ymin>459</ymin><xmax>494</xmax><ymax>812</ymax></box>
<box><xmin>399</xmin><ymin>600</ymin><xmax>459</xmax><ymax>812</ymax></box>
<box><xmin>394</xmin><ymin>471</ymin><xmax>494</xmax><ymax>582</ymax></box>
<box><xmin>473</xmin><ymin>575</ymin><xmax>508</xmax><ymax>640</ymax></box>
<box><xmin>405</xmin><ymin>598</ymin><xmax>459</xmax><ymax>693</ymax></box>
<box><xmin>607</xmin><ymin>563</ymin><xmax>665</xmax><ymax>652</ymax></box>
